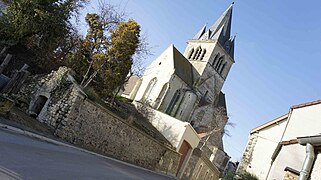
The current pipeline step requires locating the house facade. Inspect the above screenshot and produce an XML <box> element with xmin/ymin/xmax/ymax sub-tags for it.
<box><xmin>238</xmin><ymin>100</ymin><xmax>321</xmax><ymax>180</ymax></box>
<box><xmin>124</xmin><ymin>3</ymin><xmax>236</xmax><ymax>179</ymax></box>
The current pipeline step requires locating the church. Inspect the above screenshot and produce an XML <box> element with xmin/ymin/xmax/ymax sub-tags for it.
<box><xmin>122</xmin><ymin>3</ymin><xmax>235</xmax><ymax>179</ymax></box>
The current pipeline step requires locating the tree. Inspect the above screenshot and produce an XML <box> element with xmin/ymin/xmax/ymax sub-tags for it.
<box><xmin>0</xmin><ymin>0</ymin><xmax>87</xmax><ymax>71</ymax></box>
<box><xmin>69</xmin><ymin>11</ymin><xmax>141</xmax><ymax>99</ymax></box>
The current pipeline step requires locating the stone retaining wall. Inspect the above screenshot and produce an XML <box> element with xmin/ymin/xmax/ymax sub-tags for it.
<box><xmin>55</xmin><ymin>97</ymin><xmax>180</xmax><ymax>176</ymax></box>
<box><xmin>17</xmin><ymin>67</ymin><xmax>181</xmax><ymax>176</ymax></box>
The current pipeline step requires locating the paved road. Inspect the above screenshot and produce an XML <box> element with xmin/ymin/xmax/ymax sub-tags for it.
<box><xmin>0</xmin><ymin>128</ymin><xmax>173</xmax><ymax>180</ymax></box>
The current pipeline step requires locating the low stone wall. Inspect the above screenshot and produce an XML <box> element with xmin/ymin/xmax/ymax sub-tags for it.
<box><xmin>55</xmin><ymin>95</ymin><xmax>180</xmax><ymax>176</ymax></box>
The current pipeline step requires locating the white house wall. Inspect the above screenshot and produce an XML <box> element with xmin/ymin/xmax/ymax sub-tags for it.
<box><xmin>311</xmin><ymin>153</ymin><xmax>321</xmax><ymax>180</ymax></box>
<box><xmin>282</xmin><ymin>103</ymin><xmax>321</xmax><ymax>141</ymax></box>
<box><xmin>267</xmin><ymin>144</ymin><xmax>305</xmax><ymax>180</ymax></box>
<box><xmin>246</xmin><ymin>119</ymin><xmax>287</xmax><ymax>180</ymax></box>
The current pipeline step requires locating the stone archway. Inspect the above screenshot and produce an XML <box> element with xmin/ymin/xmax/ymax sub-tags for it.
<box><xmin>30</xmin><ymin>95</ymin><xmax>48</xmax><ymax>117</ymax></box>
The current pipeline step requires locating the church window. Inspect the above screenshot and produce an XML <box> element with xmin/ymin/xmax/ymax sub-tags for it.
<box><xmin>154</xmin><ymin>83</ymin><xmax>169</xmax><ymax>109</ymax></box>
<box><xmin>215</xmin><ymin>56</ymin><xmax>224</xmax><ymax>71</ymax></box>
<box><xmin>195</xmin><ymin>47</ymin><xmax>202</xmax><ymax>60</ymax></box>
<box><xmin>188</xmin><ymin>48</ymin><xmax>194</xmax><ymax>59</ymax></box>
<box><xmin>196</xmin><ymin>164</ymin><xmax>203</xmax><ymax>179</ymax></box>
<box><xmin>204</xmin><ymin>171</ymin><xmax>209</xmax><ymax>180</ymax></box>
<box><xmin>193</xmin><ymin>46</ymin><xmax>202</xmax><ymax>60</ymax></box>
<box><xmin>165</xmin><ymin>89</ymin><xmax>182</xmax><ymax>115</ymax></box>
<box><xmin>212</xmin><ymin>53</ymin><xmax>220</xmax><ymax>66</ymax></box>
<box><xmin>219</xmin><ymin>62</ymin><xmax>226</xmax><ymax>75</ymax></box>
<box><xmin>200</xmin><ymin>49</ymin><xmax>206</xmax><ymax>60</ymax></box>
<box><xmin>141</xmin><ymin>77</ymin><xmax>157</xmax><ymax>103</ymax></box>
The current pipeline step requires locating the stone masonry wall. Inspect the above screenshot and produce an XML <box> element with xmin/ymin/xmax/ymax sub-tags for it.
<box><xmin>55</xmin><ymin>96</ymin><xmax>180</xmax><ymax>176</ymax></box>
<box><xmin>237</xmin><ymin>133</ymin><xmax>258</xmax><ymax>174</ymax></box>
<box><xmin>182</xmin><ymin>148</ymin><xmax>220</xmax><ymax>180</ymax></box>
<box><xmin>17</xmin><ymin>67</ymin><xmax>181</xmax><ymax>176</ymax></box>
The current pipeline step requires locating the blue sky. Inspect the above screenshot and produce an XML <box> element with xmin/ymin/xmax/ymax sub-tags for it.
<box><xmin>80</xmin><ymin>0</ymin><xmax>321</xmax><ymax>161</ymax></box>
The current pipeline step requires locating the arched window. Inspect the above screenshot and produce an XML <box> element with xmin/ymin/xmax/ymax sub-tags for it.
<box><xmin>188</xmin><ymin>48</ymin><xmax>194</xmax><ymax>59</ymax></box>
<box><xmin>204</xmin><ymin>171</ymin><xmax>209</xmax><ymax>180</ymax></box>
<box><xmin>215</xmin><ymin>56</ymin><xmax>224</xmax><ymax>71</ymax></box>
<box><xmin>192</xmin><ymin>47</ymin><xmax>199</xmax><ymax>60</ymax></box>
<box><xmin>196</xmin><ymin>164</ymin><xmax>203</xmax><ymax>179</ymax></box>
<box><xmin>193</xmin><ymin>46</ymin><xmax>202</xmax><ymax>60</ymax></box>
<box><xmin>165</xmin><ymin>89</ymin><xmax>182</xmax><ymax>115</ymax></box>
<box><xmin>196</xmin><ymin>47</ymin><xmax>202</xmax><ymax>60</ymax></box>
<box><xmin>212</xmin><ymin>53</ymin><xmax>220</xmax><ymax>66</ymax></box>
<box><xmin>154</xmin><ymin>83</ymin><xmax>169</xmax><ymax>109</ymax></box>
<box><xmin>219</xmin><ymin>62</ymin><xmax>226</xmax><ymax>75</ymax></box>
<box><xmin>200</xmin><ymin>49</ymin><xmax>206</xmax><ymax>60</ymax></box>
<box><xmin>141</xmin><ymin>77</ymin><xmax>157</xmax><ymax>103</ymax></box>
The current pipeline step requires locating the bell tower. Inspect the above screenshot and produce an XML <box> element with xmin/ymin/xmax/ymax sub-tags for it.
<box><xmin>183</xmin><ymin>3</ymin><xmax>235</xmax><ymax>95</ymax></box>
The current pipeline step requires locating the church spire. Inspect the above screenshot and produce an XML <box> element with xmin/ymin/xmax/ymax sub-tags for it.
<box><xmin>193</xmin><ymin>23</ymin><xmax>207</xmax><ymax>40</ymax></box>
<box><xmin>208</xmin><ymin>2</ymin><xmax>233</xmax><ymax>42</ymax></box>
<box><xmin>191</xmin><ymin>3</ymin><xmax>235</xmax><ymax>58</ymax></box>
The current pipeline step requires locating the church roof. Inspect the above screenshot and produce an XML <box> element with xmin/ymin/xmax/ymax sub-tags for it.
<box><xmin>172</xmin><ymin>45</ymin><xmax>194</xmax><ymax>87</ymax></box>
<box><xmin>192</xmin><ymin>3</ymin><xmax>235</xmax><ymax>58</ymax></box>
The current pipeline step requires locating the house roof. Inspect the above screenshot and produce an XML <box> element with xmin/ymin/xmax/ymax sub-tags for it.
<box><xmin>172</xmin><ymin>45</ymin><xmax>194</xmax><ymax>87</ymax></box>
<box><xmin>291</xmin><ymin>99</ymin><xmax>321</xmax><ymax>109</ymax></box>
<box><xmin>250</xmin><ymin>114</ymin><xmax>288</xmax><ymax>134</ymax></box>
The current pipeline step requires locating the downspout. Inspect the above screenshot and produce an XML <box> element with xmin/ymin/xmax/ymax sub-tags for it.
<box><xmin>299</xmin><ymin>143</ymin><xmax>314</xmax><ymax>180</ymax></box>
<box><xmin>297</xmin><ymin>135</ymin><xmax>321</xmax><ymax>180</ymax></box>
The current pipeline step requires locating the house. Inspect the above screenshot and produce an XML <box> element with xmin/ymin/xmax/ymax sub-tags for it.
<box><xmin>123</xmin><ymin>3</ymin><xmax>236</xmax><ymax>179</ymax></box>
<box><xmin>238</xmin><ymin>100</ymin><xmax>321</xmax><ymax>180</ymax></box>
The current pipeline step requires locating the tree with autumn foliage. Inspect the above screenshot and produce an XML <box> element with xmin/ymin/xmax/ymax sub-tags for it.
<box><xmin>69</xmin><ymin>11</ymin><xmax>141</xmax><ymax>98</ymax></box>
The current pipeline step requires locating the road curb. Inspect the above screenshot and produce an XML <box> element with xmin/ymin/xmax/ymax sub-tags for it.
<box><xmin>0</xmin><ymin>123</ymin><xmax>176</xmax><ymax>179</ymax></box>
<box><xmin>0</xmin><ymin>166</ymin><xmax>22</xmax><ymax>180</ymax></box>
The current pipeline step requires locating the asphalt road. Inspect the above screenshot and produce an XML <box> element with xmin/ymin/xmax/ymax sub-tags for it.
<box><xmin>0</xmin><ymin>128</ymin><xmax>174</xmax><ymax>180</ymax></box>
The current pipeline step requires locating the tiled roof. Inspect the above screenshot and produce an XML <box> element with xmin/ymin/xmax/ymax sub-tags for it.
<box><xmin>291</xmin><ymin>99</ymin><xmax>321</xmax><ymax>109</ymax></box>
<box><xmin>250</xmin><ymin>114</ymin><xmax>288</xmax><ymax>134</ymax></box>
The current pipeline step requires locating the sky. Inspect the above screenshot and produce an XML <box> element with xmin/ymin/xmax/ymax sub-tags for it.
<box><xmin>78</xmin><ymin>0</ymin><xmax>321</xmax><ymax>161</ymax></box>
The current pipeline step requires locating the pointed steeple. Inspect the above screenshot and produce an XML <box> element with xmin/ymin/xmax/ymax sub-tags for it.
<box><xmin>209</xmin><ymin>3</ymin><xmax>233</xmax><ymax>42</ymax></box>
<box><xmin>193</xmin><ymin>23</ymin><xmax>207</xmax><ymax>40</ymax></box>
<box><xmin>189</xmin><ymin>3</ymin><xmax>235</xmax><ymax>58</ymax></box>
